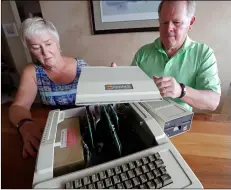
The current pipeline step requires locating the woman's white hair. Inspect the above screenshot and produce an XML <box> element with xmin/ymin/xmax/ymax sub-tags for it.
<box><xmin>20</xmin><ymin>17</ymin><xmax>59</xmax><ymax>48</ymax></box>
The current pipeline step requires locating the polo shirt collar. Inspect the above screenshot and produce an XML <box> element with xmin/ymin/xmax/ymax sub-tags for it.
<box><xmin>154</xmin><ymin>35</ymin><xmax>196</xmax><ymax>54</ymax></box>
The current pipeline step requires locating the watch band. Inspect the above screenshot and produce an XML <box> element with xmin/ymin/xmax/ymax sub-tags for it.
<box><xmin>179</xmin><ymin>83</ymin><xmax>186</xmax><ymax>98</ymax></box>
<box><xmin>17</xmin><ymin>118</ymin><xmax>33</xmax><ymax>131</ymax></box>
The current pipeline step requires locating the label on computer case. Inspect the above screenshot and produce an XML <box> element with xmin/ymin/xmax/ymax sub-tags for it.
<box><xmin>60</xmin><ymin>128</ymin><xmax>78</xmax><ymax>148</ymax></box>
<box><xmin>183</xmin><ymin>126</ymin><xmax>187</xmax><ymax>131</ymax></box>
<box><xmin>105</xmin><ymin>84</ymin><xmax>133</xmax><ymax>90</ymax></box>
<box><xmin>165</xmin><ymin>121</ymin><xmax>191</xmax><ymax>138</ymax></box>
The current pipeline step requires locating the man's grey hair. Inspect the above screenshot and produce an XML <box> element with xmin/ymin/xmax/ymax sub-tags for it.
<box><xmin>20</xmin><ymin>17</ymin><xmax>59</xmax><ymax>48</ymax></box>
<box><xmin>158</xmin><ymin>0</ymin><xmax>196</xmax><ymax>18</ymax></box>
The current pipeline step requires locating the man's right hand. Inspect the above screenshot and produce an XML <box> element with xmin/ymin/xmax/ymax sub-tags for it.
<box><xmin>19</xmin><ymin>122</ymin><xmax>43</xmax><ymax>159</ymax></box>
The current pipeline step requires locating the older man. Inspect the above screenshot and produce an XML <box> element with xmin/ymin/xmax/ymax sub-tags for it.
<box><xmin>112</xmin><ymin>0</ymin><xmax>221</xmax><ymax>111</ymax></box>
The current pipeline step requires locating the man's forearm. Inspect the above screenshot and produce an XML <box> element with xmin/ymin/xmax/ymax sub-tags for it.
<box><xmin>181</xmin><ymin>86</ymin><xmax>220</xmax><ymax>111</ymax></box>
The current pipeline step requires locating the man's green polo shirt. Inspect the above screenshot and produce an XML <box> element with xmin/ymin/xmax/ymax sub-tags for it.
<box><xmin>131</xmin><ymin>36</ymin><xmax>221</xmax><ymax>111</ymax></box>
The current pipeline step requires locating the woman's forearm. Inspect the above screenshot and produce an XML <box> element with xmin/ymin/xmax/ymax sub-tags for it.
<box><xmin>9</xmin><ymin>104</ymin><xmax>32</xmax><ymax>126</ymax></box>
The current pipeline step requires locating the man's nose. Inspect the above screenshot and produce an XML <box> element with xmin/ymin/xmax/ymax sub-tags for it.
<box><xmin>167</xmin><ymin>22</ymin><xmax>174</xmax><ymax>33</ymax></box>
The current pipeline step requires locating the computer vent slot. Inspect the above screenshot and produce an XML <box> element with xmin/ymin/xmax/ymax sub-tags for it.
<box><xmin>41</xmin><ymin>111</ymin><xmax>53</xmax><ymax>143</ymax></box>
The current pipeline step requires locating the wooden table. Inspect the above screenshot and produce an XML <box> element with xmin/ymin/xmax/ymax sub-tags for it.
<box><xmin>1</xmin><ymin>103</ymin><xmax>231</xmax><ymax>189</ymax></box>
<box><xmin>171</xmin><ymin>114</ymin><xmax>231</xmax><ymax>188</ymax></box>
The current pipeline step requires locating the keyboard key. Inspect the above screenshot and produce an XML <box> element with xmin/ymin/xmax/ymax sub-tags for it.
<box><xmin>107</xmin><ymin>168</ymin><xmax>114</xmax><ymax>177</ymax></box>
<box><xmin>105</xmin><ymin>178</ymin><xmax>113</xmax><ymax>187</ymax></box>
<box><xmin>91</xmin><ymin>174</ymin><xmax>99</xmax><ymax>183</ymax></box>
<box><xmin>121</xmin><ymin>164</ymin><xmax>129</xmax><ymax>172</ymax></box>
<box><xmin>87</xmin><ymin>183</ymin><xmax>96</xmax><ymax>189</ymax></box>
<box><xmin>140</xmin><ymin>184</ymin><xmax>147</xmax><ymax>189</ymax></box>
<box><xmin>139</xmin><ymin>174</ymin><xmax>148</xmax><ymax>183</ymax></box>
<box><xmin>141</xmin><ymin>157</ymin><xmax>149</xmax><ymax>165</ymax></box>
<box><xmin>74</xmin><ymin>179</ymin><xmax>82</xmax><ymax>188</ymax></box>
<box><xmin>120</xmin><ymin>172</ymin><xmax>128</xmax><ymax>181</ymax></box>
<box><xmin>112</xmin><ymin>175</ymin><xmax>121</xmax><ymax>184</ymax></box>
<box><xmin>65</xmin><ymin>181</ymin><xmax>73</xmax><ymax>189</ymax></box>
<box><xmin>109</xmin><ymin>185</ymin><xmax>116</xmax><ymax>189</ymax></box>
<box><xmin>99</xmin><ymin>171</ymin><xmax>107</xmax><ymax>180</ymax></box>
<box><xmin>127</xmin><ymin>170</ymin><xmax>135</xmax><ymax>179</ymax></box>
<box><xmin>116</xmin><ymin>183</ymin><xmax>124</xmax><ymax>189</ymax></box>
<box><xmin>153</xmin><ymin>169</ymin><xmax>161</xmax><ymax>178</ymax></box>
<box><xmin>141</xmin><ymin>165</ymin><xmax>149</xmax><ymax>173</ymax></box>
<box><xmin>159</xmin><ymin>167</ymin><xmax>167</xmax><ymax>175</ymax></box>
<box><xmin>146</xmin><ymin>172</ymin><xmax>154</xmax><ymax>180</ymax></box>
<box><xmin>124</xmin><ymin>180</ymin><xmax>133</xmax><ymax>189</ymax></box>
<box><xmin>154</xmin><ymin>178</ymin><xmax>162</xmax><ymax>188</ymax></box>
<box><xmin>148</xmin><ymin>155</ymin><xmax>155</xmax><ymax>162</ymax></box>
<box><xmin>135</xmin><ymin>159</ymin><xmax>142</xmax><ymax>167</ymax></box>
<box><xmin>79</xmin><ymin>186</ymin><xmax>86</xmax><ymax>189</ymax></box>
<box><xmin>128</xmin><ymin>161</ymin><xmax>136</xmax><ymax>169</ymax></box>
<box><xmin>134</xmin><ymin>168</ymin><xmax>142</xmax><ymax>176</ymax></box>
<box><xmin>114</xmin><ymin>166</ymin><xmax>122</xmax><ymax>175</ymax></box>
<box><xmin>154</xmin><ymin>159</ymin><xmax>164</xmax><ymax>168</ymax></box>
<box><xmin>148</xmin><ymin>162</ymin><xmax>156</xmax><ymax>170</ymax></box>
<box><xmin>147</xmin><ymin>181</ymin><xmax>155</xmax><ymax>189</ymax></box>
<box><xmin>160</xmin><ymin>174</ymin><xmax>173</xmax><ymax>186</ymax></box>
<box><xmin>96</xmin><ymin>181</ymin><xmax>105</xmax><ymax>189</ymax></box>
<box><xmin>154</xmin><ymin>152</ymin><xmax>161</xmax><ymax>160</ymax></box>
<box><xmin>132</xmin><ymin>177</ymin><xmax>140</xmax><ymax>186</ymax></box>
<box><xmin>83</xmin><ymin>176</ymin><xmax>91</xmax><ymax>186</ymax></box>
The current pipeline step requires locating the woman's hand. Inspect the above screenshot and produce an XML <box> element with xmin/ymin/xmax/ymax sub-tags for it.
<box><xmin>19</xmin><ymin>121</ymin><xmax>44</xmax><ymax>159</ymax></box>
<box><xmin>111</xmin><ymin>62</ymin><xmax>117</xmax><ymax>67</ymax></box>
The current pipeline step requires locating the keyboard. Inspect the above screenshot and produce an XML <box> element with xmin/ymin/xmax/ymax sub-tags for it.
<box><xmin>65</xmin><ymin>152</ymin><xmax>172</xmax><ymax>189</ymax></box>
<box><xmin>33</xmin><ymin>143</ymin><xmax>203</xmax><ymax>189</ymax></box>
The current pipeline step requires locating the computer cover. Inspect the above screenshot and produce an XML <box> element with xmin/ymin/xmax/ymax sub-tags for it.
<box><xmin>75</xmin><ymin>66</ymin><xmax>162</xmax><ymax>105</ymax></box>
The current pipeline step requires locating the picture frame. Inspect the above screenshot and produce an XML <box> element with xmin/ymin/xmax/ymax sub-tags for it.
<box><xmin>89</xmin><ymin>0</ymin><xmax>160</xmax><ymax>35</ymax></box>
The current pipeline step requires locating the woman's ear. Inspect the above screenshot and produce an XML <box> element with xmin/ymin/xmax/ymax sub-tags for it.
<box><xmin>57</xmin><ymin>42</ymin><xmax>62</xmax><ymax>53</ymax></box>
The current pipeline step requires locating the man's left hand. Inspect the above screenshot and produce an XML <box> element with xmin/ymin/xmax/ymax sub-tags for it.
<box><xmin>153</xmin><ymin>76</ymin><xmax>182</xmax><ymax>98</ymax></box>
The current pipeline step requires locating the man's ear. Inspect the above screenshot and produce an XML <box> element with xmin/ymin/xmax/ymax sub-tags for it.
<box><xmin>189</xmin><ymin>16</ymin><xmax>196</xmax><ymax>30</ymax></box>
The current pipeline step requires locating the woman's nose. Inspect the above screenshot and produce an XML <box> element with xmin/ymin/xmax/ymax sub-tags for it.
<box><xmin>41</xmin><ymin>47</ymin><xmax>49</xmax><ymax>56</ymax></box>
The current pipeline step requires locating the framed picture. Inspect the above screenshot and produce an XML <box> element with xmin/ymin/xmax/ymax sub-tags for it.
<box><xmin>89</xmin><ymin>0</ymin><xmax>161</xmax><ymax>34</ymax></box>
<box><xmin>2</xmin><ymin>23</ymin><xmax>18</xmax><ymax>37</ymax></box>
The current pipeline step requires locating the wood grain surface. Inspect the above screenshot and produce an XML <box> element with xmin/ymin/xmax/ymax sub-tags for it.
<box><xmin>171</xmin><ymin>115</ymin><xmax>231</xmax><ymax>188</ymax></box>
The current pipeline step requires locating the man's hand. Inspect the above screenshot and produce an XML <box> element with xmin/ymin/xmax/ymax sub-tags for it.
<box><xmin>19</xmin><ymin>122</ymin><xmax>43</xmax><ymax>159</ymax></box>
<box><xmin>153</xmin><ymin>76</ymin><xmax>182</xmax><ymax>98</ymax></box>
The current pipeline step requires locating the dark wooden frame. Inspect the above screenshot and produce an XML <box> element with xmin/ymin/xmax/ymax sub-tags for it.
<box><xmin>89</xmin><ymin>0</ymin><xmax>159</xmax><ymax>35</ymax></box>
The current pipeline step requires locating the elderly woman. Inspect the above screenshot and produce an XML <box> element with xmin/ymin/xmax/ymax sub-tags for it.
<box><xmin>9</xmin><ymin>17</ymin><xmax>87</xmax><ymax>158</ymax></box>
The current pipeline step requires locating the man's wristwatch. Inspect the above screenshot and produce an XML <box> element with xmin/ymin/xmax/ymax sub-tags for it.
<box><xmin>16</xmin><ymin>118</ymin><xmax>33</xmax><ymax>131</ymax></box>
<box><xmin>178</xmin><ymin>83</ymin><xmax>187</xmax><ymax>98</ymax></box>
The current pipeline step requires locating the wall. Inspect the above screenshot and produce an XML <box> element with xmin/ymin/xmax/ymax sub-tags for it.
<box><xmin>2</xmin><ymin>27</ymin><xmax>15</xmax><ymax>70</ymax></box>
<box><xmin>189</xmin><ymin>1</ymin><xmax>231</xmax><ymax>113</ymax></box>
<box><xmin>2</xmin><ymin>1</ymin><xmax>31</xmax><ymax>75</ymax></box>
<box><xmin>39</xmin><ymin>1</ymin><xmax>231</xmax><ymax>113</ymax></box>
